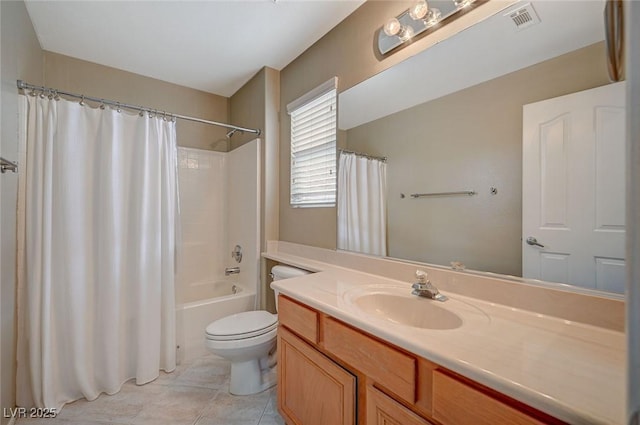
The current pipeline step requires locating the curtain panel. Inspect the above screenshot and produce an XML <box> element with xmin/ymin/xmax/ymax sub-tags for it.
<box><xmin>16</xmin><ymin>95</ymin><xmax>178</xmax><ymax>409</ymax></box>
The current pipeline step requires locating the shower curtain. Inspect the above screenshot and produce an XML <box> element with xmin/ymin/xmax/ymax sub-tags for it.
<box><xmin>15</xmin><ymin>95</ymin><xmax>178</xmax><ymax>409</ymax></box>
<box><xmin>337</xmin><ymin>151</ymin><xmax>387</xmax><ymax>256</ymax></box>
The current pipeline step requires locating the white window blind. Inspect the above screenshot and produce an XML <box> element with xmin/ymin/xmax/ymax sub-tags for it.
<box><xmin>289</xmin><ymin>79</ymin><xmax>337</xmax><ymax>207</ymax></box>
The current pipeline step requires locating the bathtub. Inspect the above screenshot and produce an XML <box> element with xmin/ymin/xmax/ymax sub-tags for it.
<box><xmin>176</xmin><ymin>280</ymin><xmax>256</xmax><ymax>363</ymax></box>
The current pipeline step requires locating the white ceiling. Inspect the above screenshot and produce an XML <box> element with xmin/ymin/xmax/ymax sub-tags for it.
<box><xmin>339</xmin><ymin>0</ymin><xmax>607</xmax><ymax>130</ymax></box>
<box><xmin>25</xmin><ymin>0</ymin><xmax>366</xmax><ymax>97</ymax></box>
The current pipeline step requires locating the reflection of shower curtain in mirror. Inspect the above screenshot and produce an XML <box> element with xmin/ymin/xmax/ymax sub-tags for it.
<box><xmin>337</xmin><ymin>152</ymin><xmax>387</xmax><ymax>256</ymax></box>
<box><xmin>15</xmin><ymin>95</ymin><xmax>178</xmax><ymax>409</ymax></box>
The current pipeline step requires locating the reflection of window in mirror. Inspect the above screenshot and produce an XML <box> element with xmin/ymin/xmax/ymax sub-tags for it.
<box><xmin>287</xmin><ymin>77</ymin><xmax>337</xmax><ymax>208</ymax></box>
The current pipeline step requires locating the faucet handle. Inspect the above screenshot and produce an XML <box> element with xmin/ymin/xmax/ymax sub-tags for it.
<box><xmin>413</xmin><ymin>270</ymin><xmax>431</xmax><ymax>291</ymax></box>
<box><xmin>415</xmin><ymin>269</ymin><xmax>428</xmax><ymax>283</ymax></box>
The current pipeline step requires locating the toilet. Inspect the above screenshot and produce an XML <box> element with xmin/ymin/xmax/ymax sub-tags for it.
<box><xmin>204</xmin><ymin>265</ymin><xmax>310</xmax><ymax>395</ymax></box>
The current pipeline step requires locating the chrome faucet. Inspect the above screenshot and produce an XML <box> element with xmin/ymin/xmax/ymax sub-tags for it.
<box><xmin>411</xmin><ymin>270</ymin><xmax>447</xmax><ymax>302</ymax></box>
<box><xmin>225</xmin><ymin>267</ymin><xmax>240</xmax><ymax>276</ymax></box>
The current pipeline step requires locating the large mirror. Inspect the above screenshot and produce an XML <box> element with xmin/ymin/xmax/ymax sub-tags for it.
<box><xmin>337</xmin><ymin>0</ymin><xmax>626</xmax><ymax>294</ymax></box>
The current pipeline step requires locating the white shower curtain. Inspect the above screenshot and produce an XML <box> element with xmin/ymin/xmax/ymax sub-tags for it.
<box><xmin>16</xmin><ymin>95</ymin><xmax>178</xmax><ymax>409</ymax></box>
<box><xmin>337</xmin><ymin>152</ymin><xmax>387</xmax><ymax>256</ymax></box>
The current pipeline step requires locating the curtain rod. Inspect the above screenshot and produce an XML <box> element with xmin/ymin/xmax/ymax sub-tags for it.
<box><xmin>339</xmin><ymin>148</ymin><xmax>387</xmax><ymax>163</ymax></box>
<box><xmin>16</xmin><ymin>80</ymin><xmax>261</xmax><ymax>136</ymax></box>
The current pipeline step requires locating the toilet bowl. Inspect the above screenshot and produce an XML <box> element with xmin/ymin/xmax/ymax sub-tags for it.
<box><xmin>205</xmin><ymin>310</ymin><xmax>278</xmax><ymax>395</ymax></box>
<box><xmin>204</xmin><ymin>265</ymin><xmax>310</xmax><ymax>395</ymax></box>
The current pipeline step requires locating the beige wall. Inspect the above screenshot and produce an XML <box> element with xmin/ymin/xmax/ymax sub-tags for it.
<box><xmin>0</xmin><ymin>1</ymin><xmax>43</xmax><ymax>421</ymax></box>
<box><xmin>263</xmin><ymin>68</ymin><xmax>280</xmax><ymax>246</ymax></box>
<box><xmin>230</xmin><ymin>67</ymin><xmax>281</xmax><ymax>310</ymax></box>
<box><xmin>263</xmin><ymin>68</ymin><xmax>280</xmax><ymax>311</ymax></box>
<box><xmin>278</xmin><ymin>0</ymin><xmax>508</xmax><ymax>249</ymax></box>
<box><xmin>345</xmin><ymin>43</ymin><xmax>609</xmax><ymax>276</ymax></box>
<box><xmin>230</xmin><ymin>68</ymin><xmax>266</xmax><ymax>150</ymax></box>
<box><xmin>43</xmin><ymin>52</ymin><xmax>229</xmax><ymax>151</ymax></box>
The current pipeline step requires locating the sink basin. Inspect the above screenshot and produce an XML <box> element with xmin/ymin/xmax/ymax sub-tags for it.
<box><xmin>351</xmin><ymin>292</ymin><xmax>463</xmax><ymax>330</ymax></box>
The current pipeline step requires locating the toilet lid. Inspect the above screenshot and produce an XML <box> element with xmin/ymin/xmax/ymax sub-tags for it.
<box><xmin>206</xmin><ymin>310</ymin><xmax>278</xmax><ymax>341</ymax></box>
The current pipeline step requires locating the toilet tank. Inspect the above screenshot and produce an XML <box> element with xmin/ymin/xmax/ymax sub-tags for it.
<box><xmin>271</xmin><ymin>265</ymin><xmax>310</xmax><ymax>281</ymax></box>
<box><xmin>271</xmin><ymin>265</ymin><xmax>310</xmax><ymax>310</ymax></box>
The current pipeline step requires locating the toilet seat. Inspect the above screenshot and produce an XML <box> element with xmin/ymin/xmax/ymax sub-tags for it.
<box><xmin>205</xmin><ymin>327</ymin><xmax>277</xmax><ymax>352</ymax></box>
<box><xmin>206</xmin><ymin>310</ymin><xmax>277</xmax><ymax>341</ymax></box>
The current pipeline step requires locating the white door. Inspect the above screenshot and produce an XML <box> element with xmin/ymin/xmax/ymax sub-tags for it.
<box><xmin>522</xmin><ymin>82</ymin><xmax>626</xmax><ymax>293</ymax></box>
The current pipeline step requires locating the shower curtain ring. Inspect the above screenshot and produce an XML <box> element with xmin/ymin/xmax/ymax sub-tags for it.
<box><xmin>53</xmin><ymin>90</ymin><xmax>60</xmax><ymax>101</ymax></box>
<box><xmin>99</xmin><ymin>100</ymin><xmax>105</xmax><ymax>110</ymax></box>
<box><xmin>163</xmin><ymin>111</ymin><xmax>167</xmax><ymax>121</ymax></box>
<box><xmin>79</xmin><ymin>95</ymin><xmax>85</xmax><ymax>106</ymax></box>
<box><xmin>116</xmin><ymin>102</ymin><xmax>121</xmax><ymax>113</ymax></box>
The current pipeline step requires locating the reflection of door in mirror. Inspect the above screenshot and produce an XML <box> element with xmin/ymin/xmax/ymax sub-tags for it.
<box><xmin>523</xmin><ymin>82</ymin><xmax>626</xmax><ymax>293</ymax></box>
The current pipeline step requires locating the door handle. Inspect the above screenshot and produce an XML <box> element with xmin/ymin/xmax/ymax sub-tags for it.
<box><xmin>526</xmin><ymin>237</ymin><xmax>544</xmax><ymax>248</ymax></box>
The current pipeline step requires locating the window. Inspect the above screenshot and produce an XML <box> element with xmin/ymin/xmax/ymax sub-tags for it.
<box><xmin>288</xmin><ymin>78</ymin><xmax>337</xmax><ymax>207</ymax></box>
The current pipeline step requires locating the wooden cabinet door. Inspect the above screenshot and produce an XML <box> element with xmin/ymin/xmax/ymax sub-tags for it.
<box><xmin>278</xmin><ymin>327</ymin><xmax>356</xmax><ymax>425</ymax></box>
<box><xmin>366</xmin><ymin>385</ymin><xmax>433</xmax><ymax>425</ymax></box>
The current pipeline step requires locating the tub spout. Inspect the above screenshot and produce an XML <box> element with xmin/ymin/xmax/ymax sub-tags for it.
<box><xmin>225</xmin><ymin>267</ymin><xmax>240</xmax><ymax>276</ymax></box>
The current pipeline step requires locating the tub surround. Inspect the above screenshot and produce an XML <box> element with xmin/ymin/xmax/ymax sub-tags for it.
<box><xmin>175</xmin><ymin>142</ymin><xmax>261</xmax><ymax>364</ymax></box>
<box><xmin>264</xmin><ymin>241</ymin><xmax>625</xmax><ymax>424</ymax></box>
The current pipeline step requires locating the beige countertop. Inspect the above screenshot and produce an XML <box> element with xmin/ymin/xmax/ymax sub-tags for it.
<box><xmin>265</xmin><ymin>250</ymin><xmax>625</xmax><ymax>425</ymax></box>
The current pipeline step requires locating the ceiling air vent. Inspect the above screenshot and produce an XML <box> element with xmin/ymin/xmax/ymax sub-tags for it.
<box><xmin>506</xmin><ymin>3</ymin><xmax>541</xmax><ymax>31</ymax></box>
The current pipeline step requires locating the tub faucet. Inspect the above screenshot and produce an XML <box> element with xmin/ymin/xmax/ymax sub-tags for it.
<box><xmin>225</xmin><ymin>267</ymin><xmax>240</xmax><ymax>276</ymax></box>
<box><xmin>412</xmin><ymin>270</ymin><xmax>447</xmax><ymax>302</ymax></box>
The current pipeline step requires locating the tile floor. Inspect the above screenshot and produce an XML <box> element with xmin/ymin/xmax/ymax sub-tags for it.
<box><xmin>16</xmin><ymin>354</ymin><xmax>285</xmax><ymax>425</ymax></box>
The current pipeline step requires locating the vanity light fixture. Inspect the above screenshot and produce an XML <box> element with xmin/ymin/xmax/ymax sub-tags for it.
<box><xmin>378</xmin><ymin>0</ymin><xmax>481</xmax><ymax>55</ymax></box>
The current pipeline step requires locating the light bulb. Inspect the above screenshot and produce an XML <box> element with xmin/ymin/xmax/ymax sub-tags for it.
<box><xmin>424</xmin><ymin>8</ymin><xmax>442</xmax><ymax>26</ymax></box>
<box><xmin>383</xmin><ymin>18</ymin><xmax>402</xmax><ymax>36</ymax></box>
<box><xmin>383</xmin><ymin>17</ymin><xmax>413</xmax><ymax>41</ymax></box>
<box><xmin>399</xmin><ymin>26</ymin><xmax>414</xmax><ymax>41</ymax></box>
<box><xmin>409</xmin><ymin>0</ymin><xmax>429</xmax><ymax>20</ymax></box>
<box><xmin>454</xmin><ymin>0</ymin><xmax>475</xmax><ymax>9</ymax></box>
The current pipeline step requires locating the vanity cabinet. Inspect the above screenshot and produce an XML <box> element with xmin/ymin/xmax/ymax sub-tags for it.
<box><xmin>277</xmin><ymin>295</ymin><xmax>562</xmax><ymax>425</ymax></box>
